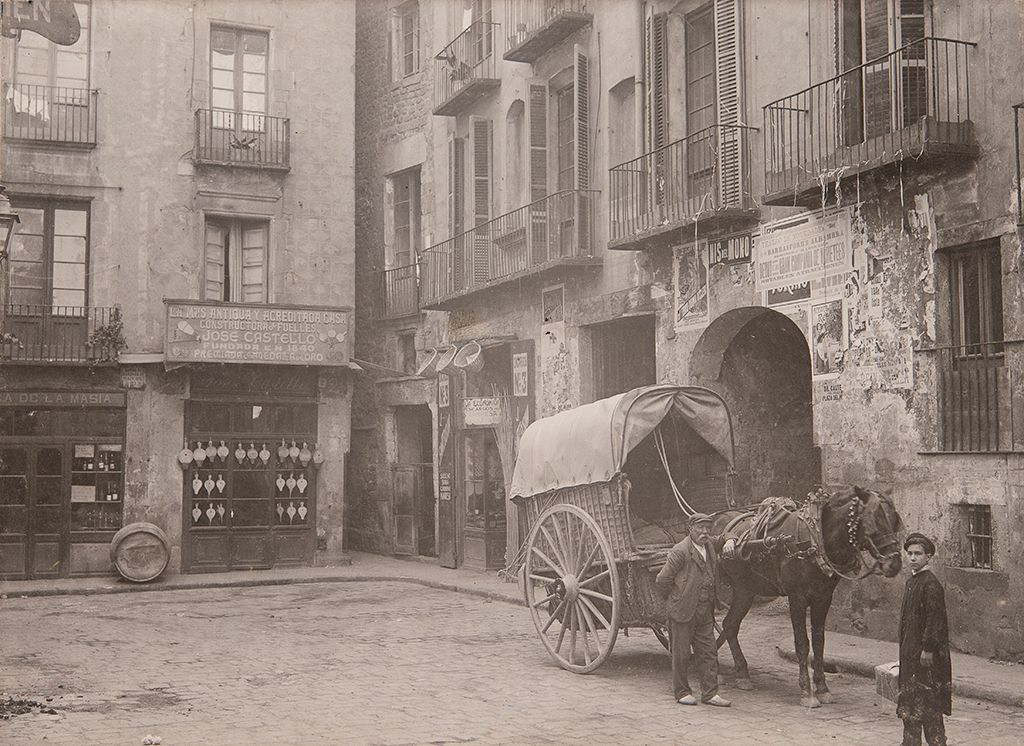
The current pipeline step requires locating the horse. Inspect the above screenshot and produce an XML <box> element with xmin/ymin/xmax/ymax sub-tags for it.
<box><xmin>710</xmin><ymin>486</ymin><xmax>904</xmax><ymax>708</ymax></box>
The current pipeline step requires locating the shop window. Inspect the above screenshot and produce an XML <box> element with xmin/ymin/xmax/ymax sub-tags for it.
<box><xmin>462</xmin><ymin>429</ymin><xmax>504</xmax><ymax>530</ymax></box>
<box><xmin>385</xmin><ymin>168</ymin><xmax>421</xmax><ymax>268</ymax></box>
<box><xmin>8</xmin><ymin>201</ymin><xmax>89</xmax><ymax>309</ymax></box>
<box><xmin>203</xmin><ymin>217</ymin><xmax>269</xmax><ymax>303</ymax></box>
<box><xmin>210</xmin><ymin>25</ymin><xmax>268</xmax><ymax>130</ymax></box>
<box><xmin>390</xmin><ymin>0</ymin><xmax>420</xmax><ymax>81</ymax></box>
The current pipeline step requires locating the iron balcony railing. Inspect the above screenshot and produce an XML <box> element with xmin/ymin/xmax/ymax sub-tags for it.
<box><xmin>420</xmin><ymin>189</ymin><xmax>597</xmax><ymax>306</ymax></box>
<box><xmin>504</xmin><ymin>0</ymin><xmax>591</xmax><ymax>63</ymax></box>
<box><xmin>377</xmin><ymin>263</ymin><xmax>419</xmax><ymax>320</ymax></box>
<box><xmin>917</xmin><ymin>339</ymin><xmax>1022</xmax><ymax>453</ymax></box>
<box><xmin>0</xmin><ymin>305</ymin><xmax>122</xmax><ymax>364</ymax></box>
<box><xmin>434</xmin><ymin>21</ymin><xmax>501</xmax><ymax>116</ymax></box>
<box><xmin>609</xmin><ymin>125</ymin><xmax>755</xmax><ymax>246</ymax></box>
<box><xmin>2</xmin><ymin>83</ymin><xmax>98</xmax><ymax>146</ymax></box>
<box><xmin>763</xmin><ymin>37</ymin><xmax>976</xmax><ymax>203</ymax></box>
<box><xmin>194</xmin><ymin>109</ymin><xmax>290</xmax><ymax>170</ymax></box>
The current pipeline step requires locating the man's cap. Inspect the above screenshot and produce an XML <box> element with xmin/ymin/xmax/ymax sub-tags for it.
<box><xmin>689</xmin><ymin>512</ymin><xmax>713</xmax><ymax>526</ymax></box>
<box><xmin>903</xmin><ymin>532</ymin><xmax>936</xmax><ymax>555</ymax></box>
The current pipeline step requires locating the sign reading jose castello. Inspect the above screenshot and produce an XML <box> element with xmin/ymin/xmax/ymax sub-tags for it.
<box><xmin>164</xmin><ymin>300</ymin><xmax>352</xmax><ymax>366</ymax></box>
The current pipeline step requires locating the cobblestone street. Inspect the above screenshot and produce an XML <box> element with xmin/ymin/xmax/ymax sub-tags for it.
<box><xmin>1</xmin><ymin>581</ymin><xmax>1021</xmax><ymax>745</ymax></box>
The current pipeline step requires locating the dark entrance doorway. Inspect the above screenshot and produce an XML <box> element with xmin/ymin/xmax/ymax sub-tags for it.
<box><xmin>690</xmin><ymin>308</ymin><xmax>818</xmax><ymax>503</ymax></box>
<box><xmin>590</xmin><ymin>315</ymin><xmax>657</xmax><ymax>400</ymax></box>
<box><xmin>393</xmin><ymin>404</ymin><xmax>435</xmax><ymax>557</ymax></box>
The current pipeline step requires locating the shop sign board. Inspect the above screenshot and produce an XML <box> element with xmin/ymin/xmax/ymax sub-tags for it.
<box><xmin>463</xmin><ymin>397</ymin><xmax>500</xmax><ymax>427</ymax></box>
<box><xmin>165</xmin><ymin>300</ymin><xmax>352</xmax><ymax>366</ymax></box>
<box><xmin>0</xmin><ymin>391</ymin><xmax>126</xmax><ymax>407</ymax></box>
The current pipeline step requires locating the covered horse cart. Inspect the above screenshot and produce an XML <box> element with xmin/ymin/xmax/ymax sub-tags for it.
<box><xmin>510</xmin><ymin>384</ymin><xmax>738</xmax><ymax>672</ymax></box>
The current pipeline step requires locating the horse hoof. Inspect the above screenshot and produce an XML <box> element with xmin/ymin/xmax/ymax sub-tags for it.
<box><xmin>801</xmin><ymin>696</ymin><xmax>822</xmax><ymax>709</ymax></box>
<box><xmin>816</xmin><ymin>691</ymin><xmax>835</xmax><ymax>704</ymax></box>
<box><xmin>734</xmin><ymin>678</ymin><xmax>755</xmax><ymax>691</ymax></box>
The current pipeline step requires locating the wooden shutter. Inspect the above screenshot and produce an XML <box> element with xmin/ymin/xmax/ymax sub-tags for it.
<box><xmin>645</xmin><ymin>13</ymin><xmax>668</xmax><ymax>153</ymax></box>
<box><xmin>574</xmin><ymin>45</ymin><xmax>590</xmax><ymax>191</ymax></box>
<box><xmin>862</xmin><ymin>0</ymin><xmax>892</xmax><ymax>138</ymax></box>
<box><xmin>203</xmin><ymin>221</ymin><xmax>227</xmax><ymax>301</ymax></box>
<box><xmin>383</xmin><ymin>176</ymin><xmax>396</xmax><ymax>266</ymax></box>
<box><xmin>527</xmin><ymin>81</ymin><xmax>549</xmax><ymax>264</ymax></box>
<box><xmin>448</xmin><ymin>135</ymin><xmax>465</xmax><ymax>292</ymax></box>
<box><xmin>714</xmin><ymin>0</ymin><xmax>743</xmax><ymax>208</ymax></box>
<box><xmin>470</xmin><ymin>116</ymin><xmax>493</xmax><ymax>286</ymax></box>
<box><xmin>239</xmin><ymin>224</ymin><xmax>268</xmax><ymax>302</ymax></box>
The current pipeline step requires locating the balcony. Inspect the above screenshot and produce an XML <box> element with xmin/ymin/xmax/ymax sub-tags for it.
<box><xmin>763</xmin><ymin>37</ymin><xmax>977</xmax><ymax>207</ymax></box>
<box><xmin>2</xmin><ymin>83</ymin><xmax>98</xmax><ymax>147</ymax></box>
<box><xmin>608</xmin><ymin>125</ymin><xmax>759</xmax><ymax>252</ymax></box>
<box><xmin>919</xmin><ymin>340</ymin><xmax>1024</xmax><ymax>453</ymax></box>
<box><xmin>377</xmin><ymin>263</ymin><xmax>419</xmax><ymax>320</ymax></box>
<box><xmin>434</xmin><ymin>21</ymin><xmax>501</xmax><ymax>117</ymax></box>
<box><xmin>194</xmin><ymin>109</ymin><xmax>290</xmax><ymax>171</ymax></box>
<box><xmin>504</xmin><ymin>0</ymin><xmax>592</xmax><ymax>63</ymax></box>
<box><xmin>420</xmin><ymin>189</ymin><xmax>600</xmax><ymax>310</ymax></box>
<box><xmin>0</xmin><ymin>305</ymin><xmax>122</xmax><ymax>365</ymax></box>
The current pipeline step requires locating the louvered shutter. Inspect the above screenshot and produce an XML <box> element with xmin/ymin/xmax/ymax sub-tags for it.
<box><xmin>714</xmin><ymin>0</ymin><xmax>743</xmax><ymax>209</ymax></box>
<box><xmin>203</xmin><ymin>222</ymin><xmax>227</xmax><ymax>301</ymax></box>
<box><xmin>646</xmin><ymin>13</ymin><xmax>668</xmax><ymax>153</ymax></box>
<box><xmin>862</xmin><ymin>0</ymin><xmax>891</xmax><ymax>138</ymax></box>
<box><xmin>470</xmin><ymin>116</ymin><xmax>492</xmax><ymax>286</ymax></box>
<box><xmin>527</xmin><ymin>81</ymin><xmax>549</xmax><ymax>264</ymax></box>
<box><xmin>573</xmin><ymin>45</ymin><xmax>591</xmax><ymax>256</ymax></box>
<box><xmin>240</xmin><ymin>224</ymin><xmax>268</xmax><ymax>302</ymax></box>
<box><xmin>383</xmin><ymin>177</ymin><xmax>396</xmax><ymax>266</ymax></box>
<box><xmin>447</xmin><ymin>135</ymin><xmax>466</xmax><ymax>294</ymax></box>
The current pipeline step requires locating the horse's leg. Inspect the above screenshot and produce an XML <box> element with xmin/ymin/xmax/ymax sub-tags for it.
<box><xmin>716</xmin><ymin>584</ymin><xmax>755</xmax><ymax>690</ymax></box>
<box><xmin>809</xmin><ymin>592</ymin><xmax>835</xmax><ymax>703</ymax></box>
<box><xmin>789</xmin><ymin>594</ymin><xmax>820</xmax><ymax>708</ymax></box>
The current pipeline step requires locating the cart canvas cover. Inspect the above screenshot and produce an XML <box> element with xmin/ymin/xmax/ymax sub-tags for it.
<box><xmin>511</xmin><ymin>385</ymin><xmax>735</xmax><ymax>500</ymax></box>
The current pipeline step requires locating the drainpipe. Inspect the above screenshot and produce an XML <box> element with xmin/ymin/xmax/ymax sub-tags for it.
<box><xmin>635</xmin><ymin>0</ymin><xmax>646</xmax><ymax>157</ymax></box>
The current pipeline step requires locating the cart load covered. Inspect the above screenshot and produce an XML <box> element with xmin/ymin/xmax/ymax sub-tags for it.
<box><xmin>511</xmin><ymin>384</ymin><xmax>737</xmax><ymax>672</ymax></box>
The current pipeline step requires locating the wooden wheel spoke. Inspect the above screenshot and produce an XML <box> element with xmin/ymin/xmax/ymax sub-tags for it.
<box><xmin>538</xmin><ymin>525</ymin><xmax>569</xmax><ymax>575</ymax></box>
<box><xmin>553</xmin><ymin>606</ymin><xmax>569</xmax><ymax>653</ymax></box>
<box><xmin>575</xmin><ymin>604</ymin><xmax>592</xmax><ymax>665</ymax></box>
<box><xmin>579</xmin><ymin>587</ymin><xmax>614</xmax><ymax>604</ymax></box>
<box><xmin>528</xmin><ymin>573</ymin><xmax>557</xmax><ymax>584</ymax></box>
<box><xmin>568</xmin><ymin>602</ymin><xmax>578</xmax><ymax>664</ymax></box>
<box><xmin>579</xmin><ymin>593</ymin><xmax>612</xmax><ymax>631</ymax></box>
<box><xmin>530</xmin><ymin>545</ymin><xmax>564</xmax><ymax>577</ymax></box>
<box><xmin>578</xmin><ymin>566</ymin><xmax>609</xmax><ymax>591</ymax></box>
<box><xmin>577</xmin><ymin>540</ymin><xmax>601</xmax><ymax>578</ymax></box>
<box><xmin>530</xmin><ymin>593</ymin><xmax>557</xmax><ymax>609</ymax></box>
<box><xmin>549</xmin><ymin>514</ymin><xmax>572</xmax><ymax>576</ymax></box>
<box><xmin>542</xmin><ymin>598</ymin><xmax>567</xmax><ymax>634</ymax></box>
<box><xmin>578</xmin><ymin>599</ymin><xmax>602</xmax><ymax>650</ymax></box>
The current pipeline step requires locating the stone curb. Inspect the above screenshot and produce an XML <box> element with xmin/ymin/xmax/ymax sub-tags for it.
<box><xmin>776</xmin><ymin>644</ymin><xmax>1024</xmax><ymax>710</ymax></box>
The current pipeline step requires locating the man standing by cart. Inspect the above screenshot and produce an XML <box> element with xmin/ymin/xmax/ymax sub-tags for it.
<box><xmin>897</xmin><ymin>533</ymin><xmax>951</xmax><ymax>746</ymax></box>
<box><xmin>655</xmin><ymin>512</ymin><xmax>732</xmax><ymax>707</ymax></box>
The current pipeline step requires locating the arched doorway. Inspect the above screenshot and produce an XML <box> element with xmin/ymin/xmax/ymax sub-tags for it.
<box><xmin>690</xmin><ymin>307</ymin><xmax>818</xmax><ymax>504</ymax></box>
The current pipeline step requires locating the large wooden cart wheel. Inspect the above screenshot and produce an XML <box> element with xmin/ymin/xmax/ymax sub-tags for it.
<box><xmin>524</xmin><ymin>504</ymin><xmax>621</xmax><ymax>673</ymax></box>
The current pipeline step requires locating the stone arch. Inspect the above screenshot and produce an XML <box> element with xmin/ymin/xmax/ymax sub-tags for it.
<box><xmin>690</xmin><ymin>307</ymin><xmax>818</xmax><ymax>503</ymax></box>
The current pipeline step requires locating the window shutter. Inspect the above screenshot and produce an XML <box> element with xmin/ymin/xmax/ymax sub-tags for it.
<box><xmin>448</xmin><ymin>135</ymin><xmax>465</xmax><ymax>291</ymax></box>
<box><xmin>714</xmin><ymin>0</ymin><xmax>743</xmax><ymax>208</ymax></box>
<box><xmin>204</xmin><ymin>222</ymin><xmax>227</xmax><ymax>301</ymax></box>
<box><xmin>862</xmin><ymin>0</ymin><xmax>892</xmax><ymax>137</ymax></box>
<box><xmin>470</xmin><ymin>116</ymin><xmax>492</xmax><ymax>286</ymax></box>
<box><xmin>527</xmin><ymin>81</ymin><xmax>549</xmax><ymax>203</ymax></box>
<box><xmin>384</xmin><ymin>177</ymin><xmax>396</xmax><ymax>266</ymax></box>
<box><xmin>646</xmin><ymin>13</ymin><xmax>668</xmax><ymax>153</ymax></box>
<box><xmin>240</xmin><ymin>224</ymin><xmax>268</xmax><ymax>303</ymax></box>
<box><xmin>573</xmin><ymin>45</ymin><xmax>590</xmax><ymax>191</ymax></box>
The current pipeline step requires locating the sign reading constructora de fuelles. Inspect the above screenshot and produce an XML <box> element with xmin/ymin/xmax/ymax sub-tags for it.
<box><xmin>1</xmin><ymin>0</ymin><xmax>82</xmax><ymax>45</ymax></box>
<box><xmin>164</xmin><ymin>300</ymin><xmax>352</xmax><ymax>367</ymax></box>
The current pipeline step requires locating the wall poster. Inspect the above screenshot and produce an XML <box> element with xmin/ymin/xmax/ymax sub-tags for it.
<box><xmin>674</xmin><ymin>241</ymin><xmax>709</xmax><ymax>330</ymax></box>
<box><xmin>511</xmin><ymin>352</ymin><xmax>529</xmax><ymax>398</ymax></box>
<box><xmin>755</xmin><ymin>208</ymin><xmax>854</xmax><ymax>304</ymax></box>
<box><xmin>811</xmin><ymin>299</ymin><xmax>845</xmax><ymax>378</ymax></box>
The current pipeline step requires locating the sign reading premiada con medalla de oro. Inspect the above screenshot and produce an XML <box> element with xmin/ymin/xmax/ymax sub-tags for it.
<box><xmin>165</xmin><ymin>300</ymin><xmax>351</xmax><ymax>366</ymax></box>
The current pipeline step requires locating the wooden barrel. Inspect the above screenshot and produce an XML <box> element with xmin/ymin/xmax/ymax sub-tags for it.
<box><xmin>109</xmin><ymin>522</ymin><xmax>171</xmax><ymax>582</ymax></box>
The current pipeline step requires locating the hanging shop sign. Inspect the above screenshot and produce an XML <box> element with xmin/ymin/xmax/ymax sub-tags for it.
<box><xmin>1</xmin><ymin>0</ymin><xmax>82</xmax><ymax>45</ymax></box>
<box><xmin>165</xmin><ymin>300</ymin><xmax>352</xmax><ymax>367</ymax></box>
<box><xmin>463</xmin><ymin>397</ymin><xmax>501</xmax><ymax>427</ymax></box>
<box><xmin>755</xmin><ymin>209</ymin><xmax>854</xmax><ymax>304</ymax></box>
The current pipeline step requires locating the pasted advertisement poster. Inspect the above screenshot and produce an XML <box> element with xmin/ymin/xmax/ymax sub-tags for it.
<box><xmin>756</xmin><ymin>208</ymin><xmax>854</xmax><ymax>305</ymax></box>
<box><xmin>811</xmin><ymin>299</ymin><xmax>845</xmax><ymax>378</ymax></box>
<box><xmin>674</xmin><ymin>242</ymin><xmax>709</xmax><ymax>330</ymax></box>
<box><xmin>512</xmin><ymin>352</ymin><xmax>529</xmax><ymax>398</ymax></box>
<box><xmin>438</xmin><ymin>374</ymin><xmax>450</xmax><ymax>409</ymax></box>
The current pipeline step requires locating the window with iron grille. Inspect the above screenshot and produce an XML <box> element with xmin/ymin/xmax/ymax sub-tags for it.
<box><xmin>950</xmin><ymin>241</ymin><xmax>1004</xmax><ymax>358</ymax></box>
<box><xmin>13</xmin><ymin>0</ymin><xmax>91</xmax><ymax>92</ymax></box>
<box><xmin>963</xmin><ymin>504</ymin><xmax>993</xmax><ymax>570</ymax></box>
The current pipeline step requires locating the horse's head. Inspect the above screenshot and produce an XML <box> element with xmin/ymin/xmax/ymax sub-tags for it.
<box><xmin>850</xmin><ymin>486</ymin><xmax>903</xmax><ymax>577</ymax></box>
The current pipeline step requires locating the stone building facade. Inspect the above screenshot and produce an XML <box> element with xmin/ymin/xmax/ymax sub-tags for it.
<box><xmin>0</xmin><ymin>0</ymin><xmax>355</xmax><ymax>578</ymax></box>
<box><xmin>350</xmin><ymin>0</ymin><xmax>1024</xmax><ymax>661</ymax></box>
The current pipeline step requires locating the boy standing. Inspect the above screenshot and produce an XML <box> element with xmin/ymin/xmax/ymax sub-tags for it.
<box><xmin>898</xmin><ymin>533</ymin><xmax>951</xmax><ymax>746</ymax></box>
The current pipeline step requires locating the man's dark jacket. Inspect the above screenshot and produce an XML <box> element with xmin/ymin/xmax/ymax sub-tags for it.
<box><xmin>898</xmin><ymin>568</ymin><xmax>952</xmax><ymax>717</ymax></box>
<box><xmin>654</xmin><ymin>536</ymin><xmax>720</xmax><ymax>623</ymax></box>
